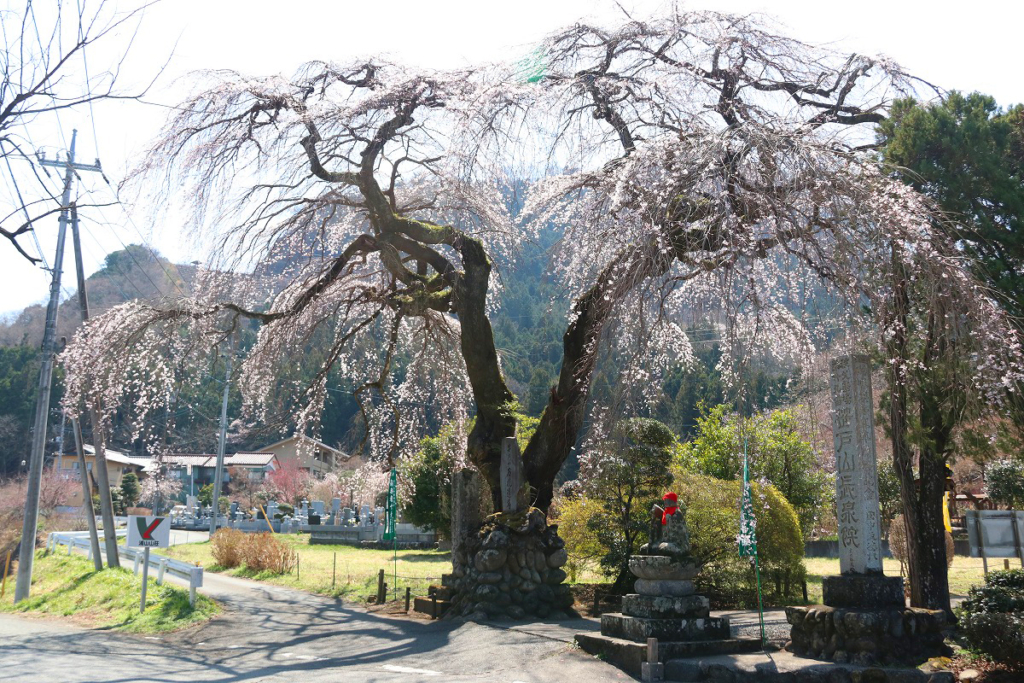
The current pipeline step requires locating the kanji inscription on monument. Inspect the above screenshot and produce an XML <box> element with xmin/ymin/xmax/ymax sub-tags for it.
<box><xmin>829</xmin><ymin>355</ymin><xmax>883</xmax><ymax>574</ymax></box>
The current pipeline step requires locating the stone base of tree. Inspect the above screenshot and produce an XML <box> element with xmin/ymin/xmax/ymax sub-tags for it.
<box><xmin>444</xmin><ymin>509</ymin><xmax>575</xmax><ymax>620</ymax></box>
<box><xmin>785</xmin><ymin>604</ymin><xmax>949</xmax><ymax>666</ymax></box>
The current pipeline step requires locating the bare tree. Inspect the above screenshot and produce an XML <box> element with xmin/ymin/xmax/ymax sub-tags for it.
<box><xmin>60</xmin><ymin>10</ymin><xmax>1020</xmax><ymax>614</ymax></box>
<box><xmin>0</xmin><ymin>0</ymin><xmax>157</xmax><ymax>262</ymax></box>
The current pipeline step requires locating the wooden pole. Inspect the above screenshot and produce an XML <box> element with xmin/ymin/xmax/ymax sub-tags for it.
<box><xmin>377</xmin><ymin>569</ymin><xmax>385</xmax><ymax>603</ymax></box>
<box><xmin>1</xmin><ymin>550</ymin><xmax>11</xmax><ymax>599</ymax></box>
<box><xmin>974</xmin><ymin>512</ymin><xmax>988</xmax><ymax>576</ymax></box>
<box><xmin>332</xmin><ymin>552</ymin><xmax>336</xmax><ymax>589</ymax></box>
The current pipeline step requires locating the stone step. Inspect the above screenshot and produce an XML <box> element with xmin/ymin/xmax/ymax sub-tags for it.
<box><xmin>601</xmin><ymin>612</ymin><xmax>730</xmax><ymax>642</ymax></box>
<box><xmin>574</xmin><ymin>632</ymin><xmax>761</xmax><ymax>679</ymax></box>
<box><xmin>663</xmin><ymin>649</ymin><xmax>954</xmax><ymax>683</ymax></box>
<box><xmin>413</xmin><ymin>596</ymin><xmax>450</xmax><ymax>619</ymax></box>
<box><xmin>428</xmin><ymin>585</ymin><xmax>454</xmax><ymax>601</ymax></box>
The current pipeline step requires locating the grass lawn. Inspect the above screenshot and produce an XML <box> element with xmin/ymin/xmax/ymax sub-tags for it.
<box><xmin>803</xmin><ymin>556</ymin><xmax>992</xmax><ymax>603</ymax></box>
<box><xmin>1</xmin><ymin>552</ymin><xmax>218</xmax><ymax>632</ymax></box>
<box><xmin>162</xmin><ymin>533</ymin><xmax>452</xmax><ymax>602</ymax></box>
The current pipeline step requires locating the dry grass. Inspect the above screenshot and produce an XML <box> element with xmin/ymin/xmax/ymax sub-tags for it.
<box><xmin>240</xmin><ymin>533</ymin><xmax>296</xmax><ymax>574</ymax></box>
<box><xmin>803</xmin><ymin>556</ymin><xmax>993</xmax><ymax>602</ymax></box>
<box><xmin>210</xmin><ymin>529</ymin><xmax>296</xmax><ymax>574</ymax></box>
<box><xmin>210</xmin><ymin>528</ymin><xmax>246</xmax><ymax>568</ymax></box>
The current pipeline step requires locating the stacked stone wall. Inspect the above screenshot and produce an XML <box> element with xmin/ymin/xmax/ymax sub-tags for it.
<box><xmin>445</xmin><ymin>508</ymin><xmax>575</xmax><ymax>619</ymax></box>
<box><xmin>786</xmin><ymin>605</ymin><xmax>948</xmax><ymax>666</ymax></box>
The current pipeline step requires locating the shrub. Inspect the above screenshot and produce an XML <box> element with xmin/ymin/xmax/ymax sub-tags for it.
<box><xmin>671</xmin><ymin>469</ymin><xmax>805</xmax><ymax>607</ymax></box>
<box><xmin>986</xmin><ymin>459</ymin><xmax>1024</xmax><ymax>509</ymax></box>
<box><xmin>210</xmin><ymin>528</ymin><xmax>247</xmax><ymax>568</ymax></box>
<box><xmin>958</xmin><ymin>569</ymin><xmax>1024</xmax><ymax>670</ymax></box>
<box><xmin>552</xmin><ymin>495</ymin><xmax>604</xmax><ymax>582</ymax></box>
<box><xmin>239</xmin><ymin>533</ymin><xmax>296</xmax><ymax>575</ymax></box>
<box><xmin>582</xmin><ymin>418</ymin><xmax>675</xmax><ymax>591</ymax></box>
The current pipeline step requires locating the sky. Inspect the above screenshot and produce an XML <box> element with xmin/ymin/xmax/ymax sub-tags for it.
<box><xmin>2</xmin><ymin>0</ymin><xmax>1022</xmax><ymax>317</ymax></box>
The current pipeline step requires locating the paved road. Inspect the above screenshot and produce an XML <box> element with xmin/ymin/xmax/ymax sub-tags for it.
<box><xmin>1</xmin><ymin>569</ymin><xmax>632</xmax><ymax>683</ymax></box>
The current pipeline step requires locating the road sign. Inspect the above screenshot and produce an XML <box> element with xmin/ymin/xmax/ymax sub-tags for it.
<box><xmin>127</xmin><ymin>515</ymin><xmax>170</xmax><ymax>549</ymax></box>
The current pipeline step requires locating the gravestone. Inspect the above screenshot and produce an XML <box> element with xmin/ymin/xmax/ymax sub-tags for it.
<box><xmin>342</xmin><ymin>507</ymin><xmax>353</xmax><ymax>524</ymax></box>
<box><xmin>374</xmin><ymin>506</ymin><xmax>384</xmax><ymax>527</ymax></box>
<box><xmin>312</xmin><ymin>500</ymin><xmax>325</xmax><ymax>516</ymax></box>
<box><xmin>450</xmin><ymin>468</ymin><xmax>481</xmax><ymax>559</ymax></box>
<box><xmin>786</xmin><ymin>355</ymin><xmax>947</xmax><ymax>666</ymax></box>
<box><xmin>360</xmin><ymin>504</ymin><xmax>371</xmax><ymax>526</ymax></box>
<box><xmin>500</xmin><ymin>436</ymin><xmax>523</xmax><ymax>513</ymax></box>
<box><xmin>331</xmin><ymin>498</ymin><xmax>341</xmax><ymax>515</ymax></box>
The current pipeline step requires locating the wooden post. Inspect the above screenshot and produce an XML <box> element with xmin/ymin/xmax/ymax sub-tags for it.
<box><xmin>332</xmin><ymin>552</ymin><xmax>337</xmax><ymax>589</ymax></box>
<box><xmin>297</xmin><ymin>555</ymin><xmax>300</xmax><ymax>581</ymax></box>
<box><xmin>1010</xmin><ymin>511</ymin><xmax>1024</xmax><ymax>568</ymax></box>
<box><xmin>974</xmin><ymin>512</ymin><xmax>988</xmax><ymax>576</ymax></box>
<box><xmin>1004</xmin><ymin>559</ymin><xmax>1011</xmax><ymax>571</ymax></box>
<box><xmin>593</xmin><ymin>589</ymin><xmax>600</xmax><ymax>616</ymax></box>
<box><xmin>377</xmin><ymin>569</ymin><xmax>385</xmax><ymax>603</ymax></box>
<box><xmin>647</xmin><ymin>638</ymin><xmax>658</xmax><ymax>664</ymax></box>
<box><xmin>1</xmin><ymin>550</ymin><xmax>11</xmax><ymax>599</ymax></box>
<box><xmin>405</xmin><ymin>586</ymin><xmax>411</xmax><ymax>612</ymax></box>
<box><xmin>431</xmin><ymin>594</ymin><xmax>438</xmax><ymax>619</ymax></box>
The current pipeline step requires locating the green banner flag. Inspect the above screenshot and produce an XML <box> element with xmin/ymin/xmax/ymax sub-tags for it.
<box><xmin>515</xmin><ymin>47</ymin><xmax>547</xmax><ymax>84</ymax></box>
<box><xmin>738</xmin><ymin>447</ymin><xmax>758</xmax><ymax>558</ymax></box>
<box><xmin>383</xmin><ymin>467</ymin><xmax>398</xmax><ymax>542</ymax></box>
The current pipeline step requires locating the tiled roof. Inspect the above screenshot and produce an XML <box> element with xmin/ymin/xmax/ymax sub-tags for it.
<box><xmin>160</xmin><ymin>452</ymin><xmax>277</xmax><ymax>468</ymax></box>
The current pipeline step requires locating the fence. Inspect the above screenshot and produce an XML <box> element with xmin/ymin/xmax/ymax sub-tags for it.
<box><xmin>48</xmin><ymin>531</ymin><xmax>204</xmax><ymax>607</ymax></box>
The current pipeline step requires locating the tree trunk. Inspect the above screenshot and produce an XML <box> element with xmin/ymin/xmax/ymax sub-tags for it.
<box><xmin>887</xmin><ymin>245</ymin><xmax>953</xmax><ymax>621</ymax></box>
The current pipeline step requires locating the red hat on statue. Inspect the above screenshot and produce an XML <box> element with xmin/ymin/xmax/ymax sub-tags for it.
<box><xmin>662</xmin><ymin>492</ymin><xmax>678</xmax><ymax>525</ymax></box>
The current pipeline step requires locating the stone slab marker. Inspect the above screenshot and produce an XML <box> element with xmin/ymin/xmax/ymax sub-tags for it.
<box><xmin>451</xmin><ymin>469</ymin><xmax>481</xmax><ymax>558</ymax></box>
<box><xmin>500</xmin><ymin>436</ymin><xmax>523</xmax><ymax>513</ymax></box>
<box><xmin>828</xmin><ymin>354</ymin><xmax>883</xmax><ymax>574</ymax></box>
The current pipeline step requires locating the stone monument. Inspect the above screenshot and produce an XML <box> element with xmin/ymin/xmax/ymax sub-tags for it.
<box><xmin>576</xmin><ymin>493</ymin><xmax>759</xmax><ymax>678</ymax></box>
<box><xmin>786</xmin><ymin>355</ymin><xmax>947</xmax><ymax>665</ymax></box>
<box><xmin>500</xmin><ymin>436</ymin><xmax>524</xmax><ymax>513</ymax></box>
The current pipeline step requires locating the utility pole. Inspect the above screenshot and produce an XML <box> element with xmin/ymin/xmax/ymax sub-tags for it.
<box><xmin>69</xmin><ymin>203</ymin><xmax>104</xmax><ymax>570</ymax></box>
<box><xmin>209</xmin><ymin>341</ymin><xmax>234</xmax><ymax>536</ymax></box>
<box><xmin>15</xmin><ymin>130</ymin><xmax>103</xmax><ymax>601</ymax></box>
<box><xmin>65</xmin><ymin>200</ymin><xmax>119</xmax><ymax>567</ymax></box>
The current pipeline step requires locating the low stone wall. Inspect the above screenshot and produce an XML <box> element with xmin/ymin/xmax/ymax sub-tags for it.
<box><xmin>786</xmin><ymin>605</ymin><xmax>948</xmax><ymax>666</ymax></box>
<box><xmin>445</xmin><ymin>508</ymin><xmax>574</xmax><ymax>619</ymax></box>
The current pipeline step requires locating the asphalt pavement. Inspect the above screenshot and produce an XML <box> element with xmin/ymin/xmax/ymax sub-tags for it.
<box><xmin>1</xmin><ymin>568</ymin><xmax>633</xmax><ymax>683</ymax></box>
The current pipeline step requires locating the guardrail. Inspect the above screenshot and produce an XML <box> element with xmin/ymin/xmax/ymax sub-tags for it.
<box><xmin>48</xmin><ymin>532</ymin><xmax>204</xmax><ymax>607</ymax></box>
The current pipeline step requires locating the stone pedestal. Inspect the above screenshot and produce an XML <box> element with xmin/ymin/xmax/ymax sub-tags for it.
<box><xmin>598</xmin><ymin>555</ymin><xmax>732</xmax><ymax>643</ymax></box>
<box><xmin>822</xmin><ymin>574</ymin><xmax>904</xmax><ymax>609</ymax></box>
<box><xmin>576</xmin><ymin>505</ymin><xmax>759</xmax><ymax>677</ymax></box>
<box><xmin>786</xmin><ymin>604</ymin><xmax>948</xmax><ymax>666</ymax></box>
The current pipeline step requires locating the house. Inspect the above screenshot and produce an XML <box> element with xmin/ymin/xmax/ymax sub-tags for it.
<box><xmin>159</xmin><ymin>452</ymin><xmax>280</xmax><ymax>497</ymax></box>
<box><xmin>55</xmin><ymin>445</ymin><xmax>153</xmax><ymax>507</ymax></box>
<box><xmin>257</xmin><ymin>435</ymin><xmax>358</xmax><ymax>477</ymax></box>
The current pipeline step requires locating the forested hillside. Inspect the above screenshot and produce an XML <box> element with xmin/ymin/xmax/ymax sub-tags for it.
<box><xmin>0</xmin><ymin>235</ymin><xmax>797</xmax><ymax>477</ymax></box>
